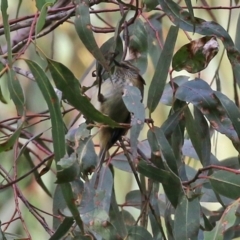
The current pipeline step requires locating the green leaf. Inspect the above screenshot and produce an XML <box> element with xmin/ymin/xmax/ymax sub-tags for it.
<box><xmin>209</xmin><ymin>170</ymin><xmax>240</xmax><ymax>199</ymax></box>
<box><xmin>0</xmin><ymin>84</ymin><xmax>8</xmax><ymax>104</ymax></box>
<box><xmin>138</xmin><ymin>160</ymin><xmax>183</xmax><ymax>207</ymax></box>
<box><xmin>148</xmin><ymin>127</ymin><xmax>178</xmax><ymax>175</ymax></box>
<box><xmin>184</xmin><ymin>107</ymin><xmax>209</xmax><ymax>166</ymax></box>
<box><xmin>235</xmin><ymin>13</ymin><xmax>240</xmax><ymax>51</ymax></box>
<box><xmin>121</xmin><ymin>210</ymin><xmax>136</xmax><ymax>226</ymax></box>
<box><xmin>204</xmin><ymin>199</ymin><xmax>240</xmax><ymax>240</ymax></box>
<box><xmin>98</xmin><ymin>36</ymin><xmax>123</xmax><ymax>69</ymax></box>
<box><xmin>109</xmin><ymin>189</ymin><xmax>128</xmax><ymax>238</ymax></box>
<box><xmin>126</xmin><ymin>226</ymin><xmax>153</xmax><ymax>240</ymax></box>
<box><xmin>172</xmin><ymin>36</ymin><xmax>219</xmax><ymax>73</ymax></box>
<box><xmin>75</xmin><ymin>168</ymin><xmax>113</xmax><ymax>228</ymax></box>
<box><xmin>147</xmin><ymin>25</ymin><xmax>178</xmax><ymax>114</ymax></box>
<box><xmin>53</xmin><ymin>181</ymin><xmax>84</xmax><ymax>230</ymax></box>
<box><xmin>123</xmin><ymin>85</ymin><xmax>145</xmax><ymax>158</ymax></box>
<box><xmin>0</xmin><ymin>121</ymin><xmax>24</xmax><ymax>152</ymax></box>
<box><xmin>1</xmin><ymin>0</ymin><xmax>25</xmax><ymax>116</ymax></box>
<box><xmin>49</xmin><ymin>217</ymin><xmax>74</xmax><ymax>240</ymax></box>
<box><xmin>160</xmin><ymin>75</ymin><xmax>189</xmax><ymax>106</ymax></box>
<box><xmin>74</xmin><ymin>0</ymin><xmax>109</xmax><ymax>71</ymax></box>
<box><xmin>47</xmin><ymin>58</ymin><xmax>118</xmax><ymax>126</ymax></box>
<box><xmin>143</xmin><ymin>0</ymin><xmax>159</xmax><ymax>11</ymax></box>
<box><xmin>24</xmin><ymin>150</ymin><xmax>52</xmax><ymax>197</ymax></box>
<box><xmin>158</xmin><ymin>0</ymin><xmax>240</xmax><ymax>87</ymax></box>
<box><xmin>145</xmin><ymin>13</ymin><xmax>163</xmax><ymax>68</ymax></box>
<box><xmin>35</xmin><ymin>2</ymin><xmax>53</xmax><ymax>34</ymax></box>
<box><xmin>1</xmin><ymin>0</ymin><xmax>12</xmax><ymax>64</ymax></box>
<box><xmin>26</xmin><ymin>60</ymin><xmax>84</xmax><ymax>232</ymax></box>
<box><xmin>214</xmin><ymin>91</ymin><xmax>240</xmax><ymax>141</ymax></box>
<box><xmin>125</xmin><ymin>190</ymin><xmax>141</xmax><ymax>209</ymax></box>
<box><xmin>175</xmin><ymin>79</ymin><xmax>240</xmax><ymax>151</ymax></box>
<box><xmin>182</xmin><ymin>139</ymin><xmax>219</xmax><ymax>165</ymax></box>
<box><xmin>184</xmin><ymin>0</ymin><xmax>195</xmax><ymax>31</ymax></box>
<box><xmin>7</xmin><ymin>69</ymin><xmax>25</xmax><ymax>116</ymax></box>
<box><xmin>91</xmin><ymin>167</ymin><xmax>113</xmax><ymax>213</ymax></box>
<box><xmin>173</xmin><ymin>195</ymin><xmax>200</xmax><ymax>240</ymax></box>
<box><xmin>88</xmin><ymin>220</ymin><xmax>118</xmax><ymax>239</ymax></box>
<box><xmin>158</xmin><ymin>0</ymin><xmax>233</xmax><ymax>44</ymax></box>
<box><xmin>128</xmin><ymin>18</ymin><xmax>148</xmax><ymax>74</ymax></box>
<box><xmin>25</xmin><ymin>60</ymin><xmax>65</xmax><ymax>162</ymax></box>
<box><xmin>76</xmin><ymin>135</ymin><xmax>98</xmax><ymax>174</ymax></box>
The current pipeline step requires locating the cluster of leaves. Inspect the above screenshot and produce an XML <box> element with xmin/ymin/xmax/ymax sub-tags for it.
<box><xmin>1</xmin><ymin>0</ymin><xmax>240</xmax><ymax>239</ymax></box>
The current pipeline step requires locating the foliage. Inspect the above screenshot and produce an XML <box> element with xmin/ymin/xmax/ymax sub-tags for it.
<box><xmin>1</xmin><ymin>0</ymin><xmax>240</xmax><ymax>239</ymax></box>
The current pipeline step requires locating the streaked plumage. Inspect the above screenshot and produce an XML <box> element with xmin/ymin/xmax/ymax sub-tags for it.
<box><xmin>91</xmin><ymin>62</ymin><xmax>145</xmax><ymax>171</ymax></box>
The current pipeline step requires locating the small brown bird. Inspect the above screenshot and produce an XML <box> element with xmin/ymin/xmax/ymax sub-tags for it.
<box><xmin>90</xmin><ymin>61</ymin><xmax>145</xmax><ymax>171</ymax></box>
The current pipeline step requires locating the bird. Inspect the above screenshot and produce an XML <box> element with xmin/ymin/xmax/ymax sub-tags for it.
<box><xmin>90</xmin><ymin>60</ymin><xmax>145</xmax><ymax>171</ymax></box>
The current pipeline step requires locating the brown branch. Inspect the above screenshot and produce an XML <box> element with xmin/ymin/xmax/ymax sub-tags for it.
<box><xmin>182</xmin><ymin>165</ymin><xmax>240</xmax><ymax>186</ymax></box>
<box><xmin>0</xmin><ymin>153</ymin><xmax>54</xmax><ymax>190</ymax></box>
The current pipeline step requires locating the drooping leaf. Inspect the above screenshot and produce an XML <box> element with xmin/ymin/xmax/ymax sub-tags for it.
<box><xmin>160</xmin><ymin>75</ymin><xmax>189</xmax><ymax>106</ymax></box>
<box><xmin>209</xmin><ymin>170</ymin><xmax>240</xmax><ymax>199</ymax></box>
<box><xmin>204</xmin><ymin>199</ymin><xmax>240</xmax><ymax>240</ymax></box>
<box><xmin>47</xmin><ymin>58</ymin><xmax>118</xmax><ymax>126</ymax></box>
<box><xmin>173</xmin><ymin>195</ymin><xmax>200</xmax><ymax>240</ymax></box>
<box><xmin>26</xmin><ymin>60</ymin><xmax>65</xmax><ymax>163</ymax></box>
<box><xmin>1</xmin><ymin>0</ymin><xmax>25</xmax><ymax>115</ymax></box>
<box><xmin>126</xmin><ymin>225</ymin><xmax>154</xmax><ymax>240</ymax></box>
<box><xmin>125</xmin><ymin>190</ymin><xmax>141</xmax><ymax>209</ymax></box>
<box><xmin>147</xmin><ymin>25</ymin><xmax>178</xmax><ymax>114</ymax></box>
<box><xmin>143</xmin><ymin>0</ymin><xmax>159</xmax><ymax>11</ymax></box>
<box><xmin>24</xmin><ymin>150</ymin><xmax>52</xmax><ymax>197</ymax></box>
<box><xmin>122</xmin><ymin>85</ymin><xmax>145</xmax><ymax>158</ymax></box>
<box><xmin>184</xmin><ymin>0</ymin><xmax>195</xmax><ymax>31</ymax></box>
<box><xmin>109</xmin><ymin>189</ymin><xmax>128</xmax><ymax>238</ymax></box>
<box><xmin>184</xmin><ymin>107</ymin><xmax>209</xmax><ymax>166</ymax></box>
<box><xmin>76</xmin><ymin>135</ymin><xmax>97</xmax><ymax>174</ymax></box>
<box><xmin>0</xmin><ymin>84</ymin><xmax>8</xmax><ymax>104</ymax></box>
<box><xmin>175</xmin><ymin>79</ymin><xmax>240</xmax><ymax>152</ymax></box>
<box><xmin>214</xmin><ymin>91</ymin><xmax>240</xmax><ymax>141</ymax></box>
<box><xmin>138</xmin><ymin>160</ymin><xmax>183</xmax><ymax>207</ymax></box>
<box><xmin>35</xmin><ymin>2</ymin><xmax>53</xmax><ymax>34</ymax></box>
<box><xmin>158</xmin><ymin>0</ymin><xmax>240</xmax><ymax>87</ymax></box>
<box><xmin>74</xmin><ymin>0</ymin><xmax>109</xmax><ymax>71</ymax></box>
<box><xmin>8</xmin><ymin>69</ymin><xmax>25</xmax><ymax>116</ymax></box>
<box><xmin>0</xmin><ymin>121</ymin><xmax>24</xmax><ymax>152</ymax></box>
<box><xmin>182</xmin><ymin>139</ymin><xmax>219</xmax><ymax>165</ymax></box>
<box><xmin>128</xmin><ymin>18</ymin><xmax>148</xmax><ymax>74</ymax></box>
<box><xmin>148</xmin><ymin>127</ymin><xmax>178</xmax><ymax>175</ymax></box>
<box><xmin>26</xmin><ymin>60</ymin><xmax>84</xmax><ymax>232</ymax></box>
<box><xmin>172</xmin><ymin>36</ymin><xmax>219</xmax><ymax>73</ymax></box>
<box><xmin>144</xmin><ymin>13</ymin><xmax>163</xmax><ymax>68</ymax></box>
<box><xmin>235</xmin><ymin>13</ymin><xmax>240</xmax><ymax>51</ymax></box>
<box><xmin>49</xmin><ymin>217</ymin><xmax>74</xmax><ymax>240</ymax></box>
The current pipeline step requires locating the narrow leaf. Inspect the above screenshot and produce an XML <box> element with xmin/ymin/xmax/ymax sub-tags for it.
<box><xmin>36</xmin><ymin>2</ymin><xmax>53</xmax><ymax>34</ymax></box>
<box><xmin>123</xmin><ymin>85</ymin><xmax>145</xmax><ymax>158</ymax></box>
<box><xmin>138</xmin><ymin>160</ymin><xmax>183</xmax><ymax>207</ymax></box>
<box><xmin>49</xmin><ymin>217</ymin><xmax>74</xmax><ymax>240</ymax></box>
<box><xmin>148</xmin><ymin>127</ymin><xmax>178</xmax><ymax>175</ymax></box>
<box><xmin>47</xmin><ymin>58</ymin><xmax>118</xmax><ymax>126</ymax></box>
<box><xmin>128</xmin><ymin>18</ymin><xmax>148</xmax><ymax>74</ymax></box>
<box><xmin>204</xmin><ymin>199</ymin><xmax>240</xmax><ymax>240</ymax></box>
<box><xmin>74</xmin><ymin>0</ymin><xmax>109</xmax><ymax>70</ymax></box>
<box><xmin>147</xmin><ymin>25</ymin><xmax>178</xmax><ymax>114</ymax></box>
<box><xmin>209</xmin><ymin>170</ymin><xmax>240</xmax><ymax>199</ymax></box>
<box><xmin>25</xmin><ymin>60</ymin><xmax>65</xmax><ymax>162</ymax></box>
<box><xmin>173</xmin><ymin>195</ymin><xmax>200</xmax><ymax>240</ymax></box>
<box><xmin>8</xmin><ymin>69</ymin><xmax>25</xmax><ymax>116</ymax></box>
